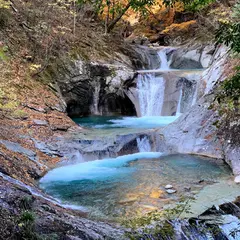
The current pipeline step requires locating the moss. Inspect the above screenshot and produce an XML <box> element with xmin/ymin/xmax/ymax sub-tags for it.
<box><xmin>0</xmin><ymin>8</ymin><xmax>10</xmax><ymax>29</ymax></box>
<box><xmin>19</xmin><ymin>196</ymin><xmax>34</xmax><ymax>210</ymax></box>
<box><xmin>19</xmin><ymin>210</ymin><xmax>35</xmax><ymax>223</ymax></box>
<box><xmin>212</xmin><ymin>120</ymin><xmax>220</xmax><ymax>128</ymax></box>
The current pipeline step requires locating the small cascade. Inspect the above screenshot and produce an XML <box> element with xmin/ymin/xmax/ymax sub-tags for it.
<box><xmin>137</xmin><ymin>74</ymin><xmax>165</xmax><ymax>116</ymax></box>
<box><xmin>176</xmin><ymin>87</ymin><xmax>183</xmax><ymax>116</ymax></box>
<box><xmin>158</xmin><ymin>48</ymin><xmax>170</xmax><ymax>70</ymax></box>
<box><xmin>129</xmin><ymin>46</ymin><xmax>205</xmax><ymax>117</ymax></box>
<box><xmin>137</xmin><ymin>136</ymin><xmax>151</xmax><ymax>152</ymax></box>
<box><xmin>191</xmin><ymin>82</ymin><xmax>199</xmax><ymax>106</ymax></box>
<box><xmin>0</xmin><ymin>172</ymin><xmax>86</xmax><ymax>211</ymax></box>
<box><xmin>90</xmin><ymin>82</ymin><xmax>101</xmax><ymax>115</ymax></box>
<box><xmin>220</xmin><ymin>216</ymin><xmax>240</xmax><ymax>240</ymax></box>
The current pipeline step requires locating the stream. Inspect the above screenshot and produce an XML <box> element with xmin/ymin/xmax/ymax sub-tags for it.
<box><xmin>39</xmin><ymin>46</ymin><xmax>240</xmax><ymax>239</ymax></box>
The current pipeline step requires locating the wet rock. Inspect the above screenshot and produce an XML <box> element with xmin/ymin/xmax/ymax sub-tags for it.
<box><xmin>165</xmin><ymin>184</ymin><xmax>173</xmax><ymax>189</ymax></box>
<box><xmin>169</xmin><ymin>44</ymin><xmax>216</xmax><ymax>69</ymax></box>
<box><xmin>184</xmin><ymin>187</ymin><xmax>191</xmax><ymax>192</ymax></box>
<box><xmin>33</xmin><ymin>139</ymin><xmax>63</xmax><ymax>157</ymax></box>
<box><xmin>234</xmin><ymin>176</ymin><xmax>240</xmax><ymax>183</ymax></box>
<box><xmin>166</xmin><ymin>189</ymin><xmax>177</xmax><ymax>194</ymax></box>
<box><xmin>0</xmin><ymin>140</ymin><xmax>37</xmax><ymax>161</ymax></box>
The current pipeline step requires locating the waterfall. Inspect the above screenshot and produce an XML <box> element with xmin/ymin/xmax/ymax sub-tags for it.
<box><xmin>137</xmin><ymin>136</ymin><xmax>151</xmax><ymax>152</ymax></box>
<box><xmin>158</xmin><ymin>48</ymin><xmax>170</xmax><ymax>70</ymax></box>
<box><xmin>191</xmin><ymin>83</ymin><xmax>198</xmax><ymax>106</ymax></box>
<box><xmin>137</xmin><ymin>74</ymin><xmax>165</xmax><ymax>116</ymax></box>
<box><xmin>90</xmin><ymin>82</ymin><xmax>101</xmax><ymax>115</ymax></box>
<box><xmin>0</xmin><ymin>172</ymin><xmax>86</xmax><ymax>211</ymax></box>
<box><xmin>220</xmin><ymin>216</ymin><xmax>240</xmax><ymax>240</ymax></box>
<box><xmin>176</xmin><ymin>87</ymin><xmax>183</xmax><ymax>116</ymax></box>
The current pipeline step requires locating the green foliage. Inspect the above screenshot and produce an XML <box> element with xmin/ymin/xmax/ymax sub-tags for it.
<box><xmin>215</xmin><ymin>71</ymin><xmax>239</xmax><ymax>114</ymax></box>
<box><xmin>125</xmin><ymin>221</ymin><xmax>175</xmax><ymax>240</ymax></box>
<box><xmin>222</xmin><ymin>67</ymin><xmax>240</xmax><ymax>101</ymax></box>
<box><xmin>122</xmin><ymin>197</ymin><xmax>193</xmax><ymax>239</ymax></box>
<box><xmin>216</xmin><ymin>0</ymin><xmax>240</xmax><ymax>53</ymax></box>
<box><xmin>19</xmin><ymin>211</ymin><xmax>35</xmax><ymax>223</ymax></box>
<box><xmin>163</xmin><ymin>0</ymin><xmax>215</xmax><ymax>11</ymax></box>
<box><xmin>19</xmin><ymin>196</ymin><xmax>34</xmax><ymax>210</ymax></box>
<box><xmin>215</xmin><ymin>1</ymin><xmax>240</xmax><ymax>107</ymax></box>
<box><xmin>184</xmin><ymin>0</ymin><xmax>215</xmax><ymax>11</ymax></box>
<box><xmin>17</xmin><ymin>211</ymin><xmax>37</xmax><ymax>240</ymax></box>
<box><xmin>11</xmin><ymin>109</ymin><xmax>28</xmax><ymax>119</ymax></box>
<box><xmin>216</xmin><ymin>22</ymin><xmax>240</xmax><ymax>53</ymax></box>
<box><xmin>233</xmin><ymin>0</ymin><xmax>240</xmax><ymax>19</ymax></box>
<box><xmin>0</xmin><ymin>0</ymin><xmax>10</xmax><ymax>9</ymax></box>
<box><xmin>77</xmin><ymin>0</ymin><xmax>156</xmax><ymax>32</ymax></box>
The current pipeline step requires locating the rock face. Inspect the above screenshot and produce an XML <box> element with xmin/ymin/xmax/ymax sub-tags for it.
<box><xmin>36</xmin><ymin>130</ymin><xmax>154</xmax><ymax>163</ymax></box>
<box><xmin>56</xmin><ymin>60</ymin><xmax>136</xmax><ymax>117</ymax></box>
<box><xmin>169</xmin><ymin>44</ymin><xmax>215</xmax><ymax>69</ymax></box>
<box><xmin>125</xmin><ymin>45</ymin><xmax>218</xmax><ymax>117</ymax></box>
<box><xmin>155</xmin><ymin>94</ymin><xmax>223</xmax><ymax>158</ymax></box>
<box><xmin>0</xmin><ymin>175</ymin><xmax>126</xmax><ymax>239</ymax></box>
<box><xmin>55</xmin><ymin>44</ymin><xmax>155</xmax><ymax>117</ymax></box>
<box><xmin>154</xmin><ymin>44</ymin><xmax>240</xmax><ymax>175</ymax></box>
<box><xmin>56</xmin><ymin>44</ymin><xmax>223</xmax><ymax>118</ymax></box>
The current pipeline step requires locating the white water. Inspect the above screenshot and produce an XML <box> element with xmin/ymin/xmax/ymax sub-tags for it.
<box><xmin>0</xmin><ymin>172</ymin><xmax>86</xmax><ymax>211</ymax></box>
<box><xmin>176</xmin><ymin>87</ymin><xmax>183</xmax><ymax>116</ymax></box>
<box><xmin>137</xmin><ymin>74</ymin><xmax>165</xmax><ymax>116</ymax></box>
<box><xmin>90</xmin><ymin>82</ymin><xmax>101</xmax><ymax>115</ymax></box>
<box><xmin>220</xmin><ymin>216</ymin><xmax>240</xmax><ymax>240</ymax></box>
<box><xmin>158</xmin><ymin>48</ymin><xmax>170</xmax><ymax>70</ymax></box>
<box><xmin>108</xmin><ymin>116</ymin><xmax>178</xmax><ymax>129</ymax></box>
<box><xmin>191</xmin><ymin>83</ymin><xmax>198</xmax><ymax>106</ymax></box>
<box><xmin>40</xmin><ymin>152</ymin><xmax>163</xmax><ymax>183</ymax></box>
<box><xmin>137</xmin><ymin>136</ymin><xmax>151</xmax><ymax>152</ymax></box>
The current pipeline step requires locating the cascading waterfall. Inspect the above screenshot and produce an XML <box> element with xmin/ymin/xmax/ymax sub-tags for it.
<box><xmin>90</xmin><ymin>82</ymin><xmax>101</xmax><ymax>115</ymax></box>
<box><xmin>176</xmin><ymin>87</ymin><xmax>183</xmax><ymax>116</ymax></box>
<box><xmin>191</xmin><ymin>83</ymin><xmax>199</xmax><ymax>106</ymax></box>
<box><xmin>158</xmin><ymin>48</ymin><xmax>170</xmax><ymax>70</ymax></box>
<box><xmin>137</xmin><ymin>136</ymin><xmax>151</xmax><ymax>152</ymax></box>
<box><xmin>137</xmin><ymin>74</ymin><xmax>165</xmax><ymax>116</ymax></box>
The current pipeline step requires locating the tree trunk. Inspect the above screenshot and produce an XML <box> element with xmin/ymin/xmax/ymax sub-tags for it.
<box><xmin>107</xmin><ymin>2</ymin><xmax>131</xmax><ymax>33</ymax></box>
<box><xmin>105</xmin><ymin>1</ymin><xmax>111</xmax><ymax>34</ymax></box>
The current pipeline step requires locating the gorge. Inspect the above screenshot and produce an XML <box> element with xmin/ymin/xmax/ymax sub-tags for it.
<box><xmin>0</xmin><ymin>0</ymin><xmax>239</xmax><ymax>239</ymax></box>
<box><xmin>37</xmin><ymin>44</ymin><xmax>240</xmax><ymax>238</ymax></box>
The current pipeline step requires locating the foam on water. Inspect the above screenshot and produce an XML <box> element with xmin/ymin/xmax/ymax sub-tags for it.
<box><xmin>40</xmin><ymin>152</ymin><xmax>163</xmax><ymax>183</ymax></box>
<box><xmin>158</xmin><ymin>48</ymin><xmax>170</xmax><ymax>70</ymax></box>
<box><xmin>109</xmin><ymin>116</ymin><xmax>178</xmax><ymax>128</ymax></box>
<box><xmin>220</xmin><ymin>216</ymin><xmax>240</xmax><ymax>240</ymax></box>
<box><xmin>137</xmin><ymin>136</ymin><xmax>151</xmax><ymax>152</ymax></box>
<box><xmin>73</xmin><ymin>115</ymin><xmax>179</xmax><ymax>129</ymax></box>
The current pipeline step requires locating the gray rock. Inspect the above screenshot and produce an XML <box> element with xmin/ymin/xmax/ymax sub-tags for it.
<box><xmin>0</xmin><ymin>140</ymin><xmax>37</xmax><ymax>162</ymax></box>
<box><xmin>166</xmin><ymin>189</ymin><xmax>177</xmax><ymax>194</ymax></box>
<box><xmin>33</xmin><ymin>119</ymin><xmax>48</xmax><ymax>126</ymax></box>
<box><xmin>165</xmin><ymin>184</ymin><xmax>173</xmax><ymax>189</ymax></box>
<box><xmin>33</xmin><ymin>139</ymin><xmax>63</xmax><ymax>157</ymax></box>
